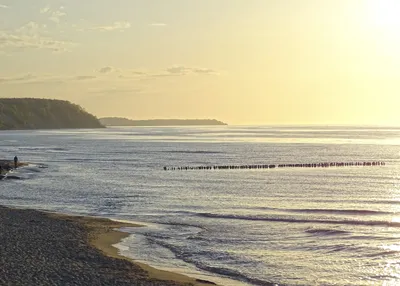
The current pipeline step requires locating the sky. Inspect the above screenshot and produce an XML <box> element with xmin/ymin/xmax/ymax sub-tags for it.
<box><xmin>1</xmin><ymin>0</ymin><xmax>400</xmax><ymax>125</ymax></box>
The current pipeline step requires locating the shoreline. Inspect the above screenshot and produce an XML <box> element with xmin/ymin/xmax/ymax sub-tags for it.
<box><xmin>0</xmin><ymin>160</ymin><xmax>27</xmax><ymax>178</ymax></box>
<box><xmin>73</xmin><ymin>213</ymin><xmax>218</xmax><ymax>285</ymax></box>
<box><xmin>0</xmin><ymin>205</ymin><xmax>218</xmax><ymax>286</ymax></box>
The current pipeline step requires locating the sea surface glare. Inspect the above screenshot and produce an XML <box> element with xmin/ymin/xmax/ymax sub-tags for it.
<box><xmin>2</xmin><ymin>126</ymin><xmax>400</xmax><ymax>286</ymax></box>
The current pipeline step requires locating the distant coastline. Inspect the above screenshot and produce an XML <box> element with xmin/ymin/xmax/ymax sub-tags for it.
<box><xmin>99</xmin><ymin>117</ymin><xmax>227</xmax><ymax>127</ymax></box>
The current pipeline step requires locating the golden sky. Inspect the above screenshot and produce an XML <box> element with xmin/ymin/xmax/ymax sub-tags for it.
<box><xmin>1</xmin><ymin>0</ymin><xmax>400</xmax><ymax>125</ymax></box>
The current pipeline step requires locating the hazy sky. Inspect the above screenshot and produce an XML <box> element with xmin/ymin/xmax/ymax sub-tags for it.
<box><xmin>1</xmin><ymin>0</ymin><xmax>400</xmax><ymax>125</ymax></box>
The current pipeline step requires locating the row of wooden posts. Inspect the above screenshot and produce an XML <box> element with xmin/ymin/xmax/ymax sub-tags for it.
<box><xmin>163</xmin><ymin>161</ymin><xmax>385</xmax><ymax>171</ymax></box>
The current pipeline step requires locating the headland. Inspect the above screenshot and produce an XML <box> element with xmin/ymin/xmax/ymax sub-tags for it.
<box><xmin>0</xmin><ymin>98</ymin><xmax>103</xmax><ymax>130</ymax></box>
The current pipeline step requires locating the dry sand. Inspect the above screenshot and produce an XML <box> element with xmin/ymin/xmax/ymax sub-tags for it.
<box><xmin>0</xmin><ymin>206</ymin><xmax>217</xmax><ymax>286</ymax></box>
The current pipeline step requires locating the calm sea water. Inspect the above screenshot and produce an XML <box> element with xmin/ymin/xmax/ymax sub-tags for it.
<box><xmin>1</xmin><ymin>126</ymin><xmax>400</xmax><ymax>286</ymax></box>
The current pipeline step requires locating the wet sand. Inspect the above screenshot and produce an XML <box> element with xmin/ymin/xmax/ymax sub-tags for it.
<box><xmin>0</xmin><ymin>206</ymin><xmax>217</xmax><ymax>286</ymax></box>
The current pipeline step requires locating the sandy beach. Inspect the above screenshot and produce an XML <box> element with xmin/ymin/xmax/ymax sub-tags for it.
<box><xmin>0</xmin><ymin>206</ymin><xmax>217</xmax><ymax>286</ymax></box>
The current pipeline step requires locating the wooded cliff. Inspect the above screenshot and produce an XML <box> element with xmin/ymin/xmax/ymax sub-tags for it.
<box><xmin>0</xmin><ymin>98</ymin><xmax>103</xmax><ymax>130</ymax></box>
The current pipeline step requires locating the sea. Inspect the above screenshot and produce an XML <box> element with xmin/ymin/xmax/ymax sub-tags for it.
<box><xmin>1</xmin><ymin>125</ymin><xmax>400</xmax><ymax>286</ymax></box>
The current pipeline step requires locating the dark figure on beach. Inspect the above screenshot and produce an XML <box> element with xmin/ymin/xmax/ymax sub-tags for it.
<box><xmin>14</xmin><ymin>156</ymin><xmax>18</xmax><ymax>169</ymax></box>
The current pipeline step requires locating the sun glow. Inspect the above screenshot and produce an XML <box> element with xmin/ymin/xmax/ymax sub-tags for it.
<box><xmin>366</xmin><ymin>0</ymin><xmax>400</xmax><ymax>30</ymax></box>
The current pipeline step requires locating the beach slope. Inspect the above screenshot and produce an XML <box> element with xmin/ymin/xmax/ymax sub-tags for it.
<box><xmin>0</xmin><ymin>206</ymin><xmax>216</xmax><ymax>286</ymax></box>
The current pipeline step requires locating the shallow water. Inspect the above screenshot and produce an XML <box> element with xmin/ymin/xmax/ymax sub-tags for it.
<box><xmin>1</xmin><ymin>126</ymin><xmax>400</xmax><ymax>285</ymax></box>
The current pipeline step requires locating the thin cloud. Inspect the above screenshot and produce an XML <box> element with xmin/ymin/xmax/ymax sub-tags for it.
<box><xmin>40</xmin><ymin>6</ymin><xmax>66</xmax><ymax>23</ymax></box>
<box><xmin>40</xmin><ymin>6</ymin><xmax>50</xmax><ymax>14</ymax></box>
<box><xmin>132</xmin><ymin>71</ymin><xmax>147</xmax><ymax>75</ymax></box>
<box><xmin>150</xmin><ymin>23</ymin><xmax>167</xmax><ymax>27</ymax></box>
<box><xmin>0</xmin><ymin>30</ymin><xmax>75</xmax><ymax>53</ymax></box>
<box><xmin>0</xmin><ymin>65</ymin><xmax>219</xmax><ymax>85</ymax></box>
<box><xmin>15</xmin><ymin>21</ymin><xmax>42</xmax><ymax>36</ymax></box>
<box><xmin>149</xmin><ymin>73</ymin><xmax>180</xmax><ymax>79</ymax></box>
<box><xmin>0</xmin><ymin>4</ymin><xmax>8</xmax><ymax>8</ymax></box>
<box><xmin>92</xmin><ymin>21</ymin><xmax>131</xmax><ymax>32</ymax></box>
<box><xmin>88</xmin><ymin>87</ymin><xmax>142</xmax><ymax>95</ymax></box>
<box><xmin>0</xmin><ymin>74</ymin><xmax>35</xmax><ymax>83</ymax></box>
<box><xmin>22</xmin><ymin>78</ymin><xmax>65</xmax><ymax>85</ymax></box>
<box><xmin>113</xmin><ymin>66</ymin><xmax>219</xmax><ymax>79</ymax></box>
<box><xmin>166</xmin><ymin>66</ymin><xmax>191</xmax><ymax>75</ymax></box>
<box><xmin>49</xmin><ymin>9</ymin><xmax>66</xmax><ymax>23</ymax></box>
<box><xmin>0</xmin><ymin>73</ymin><xmax>64</xmax><ymax>85</ymax></box>
<box><xmin>165</xmin><ymin>65</ymin><xmax>218</xmax><ymax>76</ymax></box>
<box><xmin>191</xmin><ymin>67</ymin><xmax>219</xmax><ymax>75</ymax></box>
<box><xmin>74</xmin><ymin>75</ymin><xmax>97</xmax><ymax>81</ymax></box>
<box><xmin>98</xmin><ymin>66</ymin><xmax>114</xmax><ymax>74</ymax></box>
<box><xmin>0</xmin><ymin>73</ymin><xmax>97</xmax><ymax>85</ymax></box>
<box><xmin>118</xmin><ymin>71</ymin><xmax>148</xmax><ymax>79</ymax></box>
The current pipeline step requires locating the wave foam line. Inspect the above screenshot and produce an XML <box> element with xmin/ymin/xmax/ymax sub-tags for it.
<box><xmin>196</xmin><ymin>212</ymin><xmax>400</xmax><ymax>228</ymax></box>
